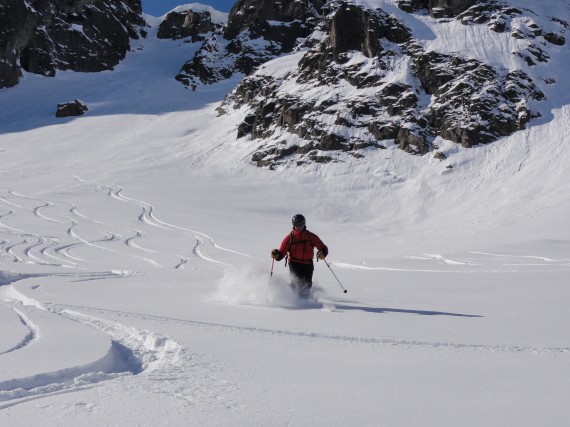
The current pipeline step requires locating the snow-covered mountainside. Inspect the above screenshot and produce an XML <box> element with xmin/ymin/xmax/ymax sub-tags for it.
<box><xmin>0</xmin><ymin>1</ymin><xmax>569</xmax><ymax>426</ymax></box>
<box><xmin>214</xmin><ymin>0</ymin><xmax>569</xmax><ymax>166</ymax></box>
<box><xmin>3</xmin><ymin>1</ymin><xmax>567</xmax><ymax>165</ymax></box>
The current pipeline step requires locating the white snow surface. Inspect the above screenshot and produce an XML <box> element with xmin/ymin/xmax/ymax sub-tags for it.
<box><xmin>1</xmin><ymin>2</ymin><xmax>570</xmax><ymax>425</ymax></box>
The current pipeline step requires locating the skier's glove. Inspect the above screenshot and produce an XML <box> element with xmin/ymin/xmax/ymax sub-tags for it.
<box><xmin>271</xmin><ymin>249</ymin><xmax>283</xmax><ymax>261</ymax></box>
<box><xmin>317</xmin><ymin>250</ymin><xmax>326</xmax><ymax>260</ymax></box>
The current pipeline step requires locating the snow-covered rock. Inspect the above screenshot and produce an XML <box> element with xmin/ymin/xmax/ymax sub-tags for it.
<box><xmin>0</xmin><ymin>0</ymin><xmax>146</xmax><ymax>89</ymax></box>
<box><xmin>157</xmin><ymin>7</ymin><xmax>220</xmax><ymax>41</ymax></box>
<box><xmin>174</xmin><ymin>0</ymin><xmax>323</xmax><ymax>89</ymax></box>
<box><xmin>215</xmin><ymin>0</ymin><xmax>566</xmax><ymax>166</ymax></box>
<box><xmin>55</xmin><ymin>99</ymin><xmax>88</xmax><ymax>118</ymax></box>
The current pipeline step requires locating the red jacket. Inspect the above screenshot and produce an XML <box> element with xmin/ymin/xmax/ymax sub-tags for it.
<box><xmin>278</xmin><ymin>228</ymin><xmax>328</xmax><ymax>265</ymax></box>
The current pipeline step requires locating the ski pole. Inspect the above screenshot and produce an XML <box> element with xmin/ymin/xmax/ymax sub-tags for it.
<box><xmin>323</xmin><ymin>258</ymin><xmax>347</xmax><ymax>293</ymax></box>
<box><xmin>270</xmin><ymin>258</ymin><xmax>275</xmax><ymax>278</ymax></box>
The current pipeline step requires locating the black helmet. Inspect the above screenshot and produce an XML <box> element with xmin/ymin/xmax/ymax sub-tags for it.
<box><xmin>292</xmin><ymin>214</ymin><xmax>306</xmax><ymax>226</ymax></box>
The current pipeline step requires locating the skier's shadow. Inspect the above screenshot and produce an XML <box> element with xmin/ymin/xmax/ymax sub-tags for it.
<box><xmin>333</xmin><ymin>305</ymin><xmax>483</xmax><ymax>317</ymax></box>
<box><xmin>299</xmin><ymin>302</ymin><xmax>483</xmax><ymax>317</ymax></box>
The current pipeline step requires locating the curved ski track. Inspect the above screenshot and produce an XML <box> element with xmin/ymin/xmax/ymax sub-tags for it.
<box><xmin>0</xmin><ymin>305</ymin><xmax>37</xmax><ymax>356</ymax></box>
<box><xmin>0</xmin><ymin>184</ymin><xmax>249</xmax><ymax>270</ymax></box>
<box><xmin>0</xmin><ymin>287</ymin><xmax>237</xmax><ymax>410</ymax></box>
<box><xmin>0</xmin><ymin>182</ymin><xmax>252</xmax><ymax>406</ymax></box>
<box><xmin>107</xmin><ymin>185</ymin><xmax>249</xmax><ymax>266</ymax></box>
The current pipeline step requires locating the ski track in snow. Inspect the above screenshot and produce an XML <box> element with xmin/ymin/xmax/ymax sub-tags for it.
<box><xmin>0</xmin><ymin>305</ymin><xmax>37</xmax><ymax>356</ymax></box>
<box><xmin>2</xmin><ymin>184</ymin><xmax>569</xmax><ymax>273</ymax></box>
<box><xmin>6</xmin><ymin>272</ymin><xmax>563</xmax><ymax>409</ymax></box>
<box><xmin>33</xmin><ymin>203</ymin><xmax>65</xmax><ymax>224</ymax></box>
<box><xmin>68</xmin><ymin>220</ymin><xmax>162</xmax><ymax>268</ymax></box>
<box><xmin>469</xmin><ymin>251</ymin><xmax>569</xmax><ymax>263</ymax></box>
<box><xmin>54</xmin><ymin>242</ymin><xmax>85</xmax><ymax>263</ymax></box>
<box><xmin>1</xmin><ymin>182</ymin><xmax>250</xmax><ymax>270</ymax></box>
<box><xmin>23</xmin><ymin>236</ymin><xmax>56</xmax><ymax>266</ymax></box>
<box><xmin>70</xmin><ymin>204</ymin><xmax>103</xmax><ymax>224</ymax></box>
<box><xmin>40</xmin><ymin>237</ymin><xmax>78</xmax><ymax>267</ymax></box>
<box><xmin>0</xmin><ymin>183</ymin><xmax>253</xmax><ymax>406</ymax></box>
<box><xmin>9</xmin><ymin>191</ymin><xmax>65</xmax><ymax>224</ymax></box>
<box><xmin>4</xmin><ymin>239</ymin><xmax>26</xmax><ymax>263</ymax></box>
<box><xmin>0</xmin><ymin>195</ymin><xmax>23</xmax><ymax>209</ymax></box>
<box><xmin>422</xmin><ymin>254</ymin><xmax>471</xmax><ymax>265</ymax></box>
<box><xmin>52</xmin><ymin>303</ymin><xmax>570</xmax><ymax>356</ymax></box>
<box><xmin>5</xmin><ymin>260</ymin><xmax>565</xmax><ymax>408</ymax></box>
<box><xmin>123</xmin><ymin>230</ymin><xmax>189</xmax><ymax>269</ymax></box>
<box><xmin>0</xmin><ymin>190</ymin><xmax>82</xmax><ymax>266</ymax></box>
<box><xmin>124</xmin><ymin>230</ymin><xmax>156</xmax><ymax>253</ymax></box>
<box><xmin>106</xmin><ymin>184</ymin><xmax>247</xmax><ymax>265</ymax></box>
<box><xmin>0</xmin><ymin>293</ymin><xmax>237</xmax><ymax>409</ymax></box>
<box><xmin>333</xmin><ymin>262</ymin><xmax>456</xmax><ymax>273</ymax></box>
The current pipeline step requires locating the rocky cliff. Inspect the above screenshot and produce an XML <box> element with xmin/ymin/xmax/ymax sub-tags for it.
<box><xmin>0</xmin><ymin>0</ymin><xmax>145</xmax><ymax>89</ymax></box>
<box><xmin>175</xmin><ymin>0</ymin><xmax>324</xmax><ymax>89</ymax></box>
<box><xmin>157</xmin><ymin>7</ymin><xmax>224</xmax><ymax>42</ymax></box>
<box><xmin>206</xmin><ymin>0</ymin><xmax>566</xmax><ymax>167</ymax></box>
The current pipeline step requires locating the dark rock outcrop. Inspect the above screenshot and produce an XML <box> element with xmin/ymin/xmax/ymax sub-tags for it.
<box><xmin>56</xmin><ymin>99</ymin><xmax>88</xmax><ymax>117</ymax></box>
<box><xmin>157</xmin><ymin>9</ymin><xmax>216</xmax><ymax>41</ymax></box>
<box><xmin>223</xmin><ymin>0</ymin><xmax>324</xmax><ymax>45</ymax></box>
<box><xmin>0</xmin><ymin>0</ymin><xmax>146</xmax><ymax>89</ymax></box>
<box><xmin>329</xmin><ymin>2</ymin><xmax>410</xmax><ymax>61</ymax></box>
<box><xmin>175</xmin><ymin>0</ymin><xmax>324</xmax><ymax>89</ymax></box>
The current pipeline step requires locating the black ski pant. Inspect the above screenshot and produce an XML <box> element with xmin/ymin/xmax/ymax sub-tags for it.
<box><xmin>288</xmin><ymin>261</ymin><xmax>314</xmax><ymax>296</ymax></box>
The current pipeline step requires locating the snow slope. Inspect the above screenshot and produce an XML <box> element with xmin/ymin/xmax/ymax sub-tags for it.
<box><xmin>1</xmin><ymin>1</ymin><xmax>569</xmax><ymax>425</ymax></box>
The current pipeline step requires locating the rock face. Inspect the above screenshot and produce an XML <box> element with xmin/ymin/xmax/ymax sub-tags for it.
<box><xmin>223</xmin><ymin>0</ymin><xmax>324</xmax><ymax>46</ymax></box>
<box><xmin>157</xmin><ymin>9</ymin><xmax>216</xmax><ymax>41</ymax></box>
<box><xmin>56</xmin><ymin>99</ymin><xmax>88</xmax><ymax>117</ymax></box>
<box><xmin>175</xmin><ymin>0</ymin><xmax>324</xmax><ymax>89</ymax></box>
<box><xmin>212</xmin><ymin>0</ymin><xmax>561</xmax><ymax>167</ymax></box>
<box><xmin>0</xmin><ymin>0</ymin><xmax>146</xmax><ymax>89</ymax></box>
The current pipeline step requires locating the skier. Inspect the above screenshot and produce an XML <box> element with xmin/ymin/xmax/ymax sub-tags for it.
<box><xmin>271</xmin><ymin>214</ymin><xmax>328</xmax><ymax>298</ymax></box>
